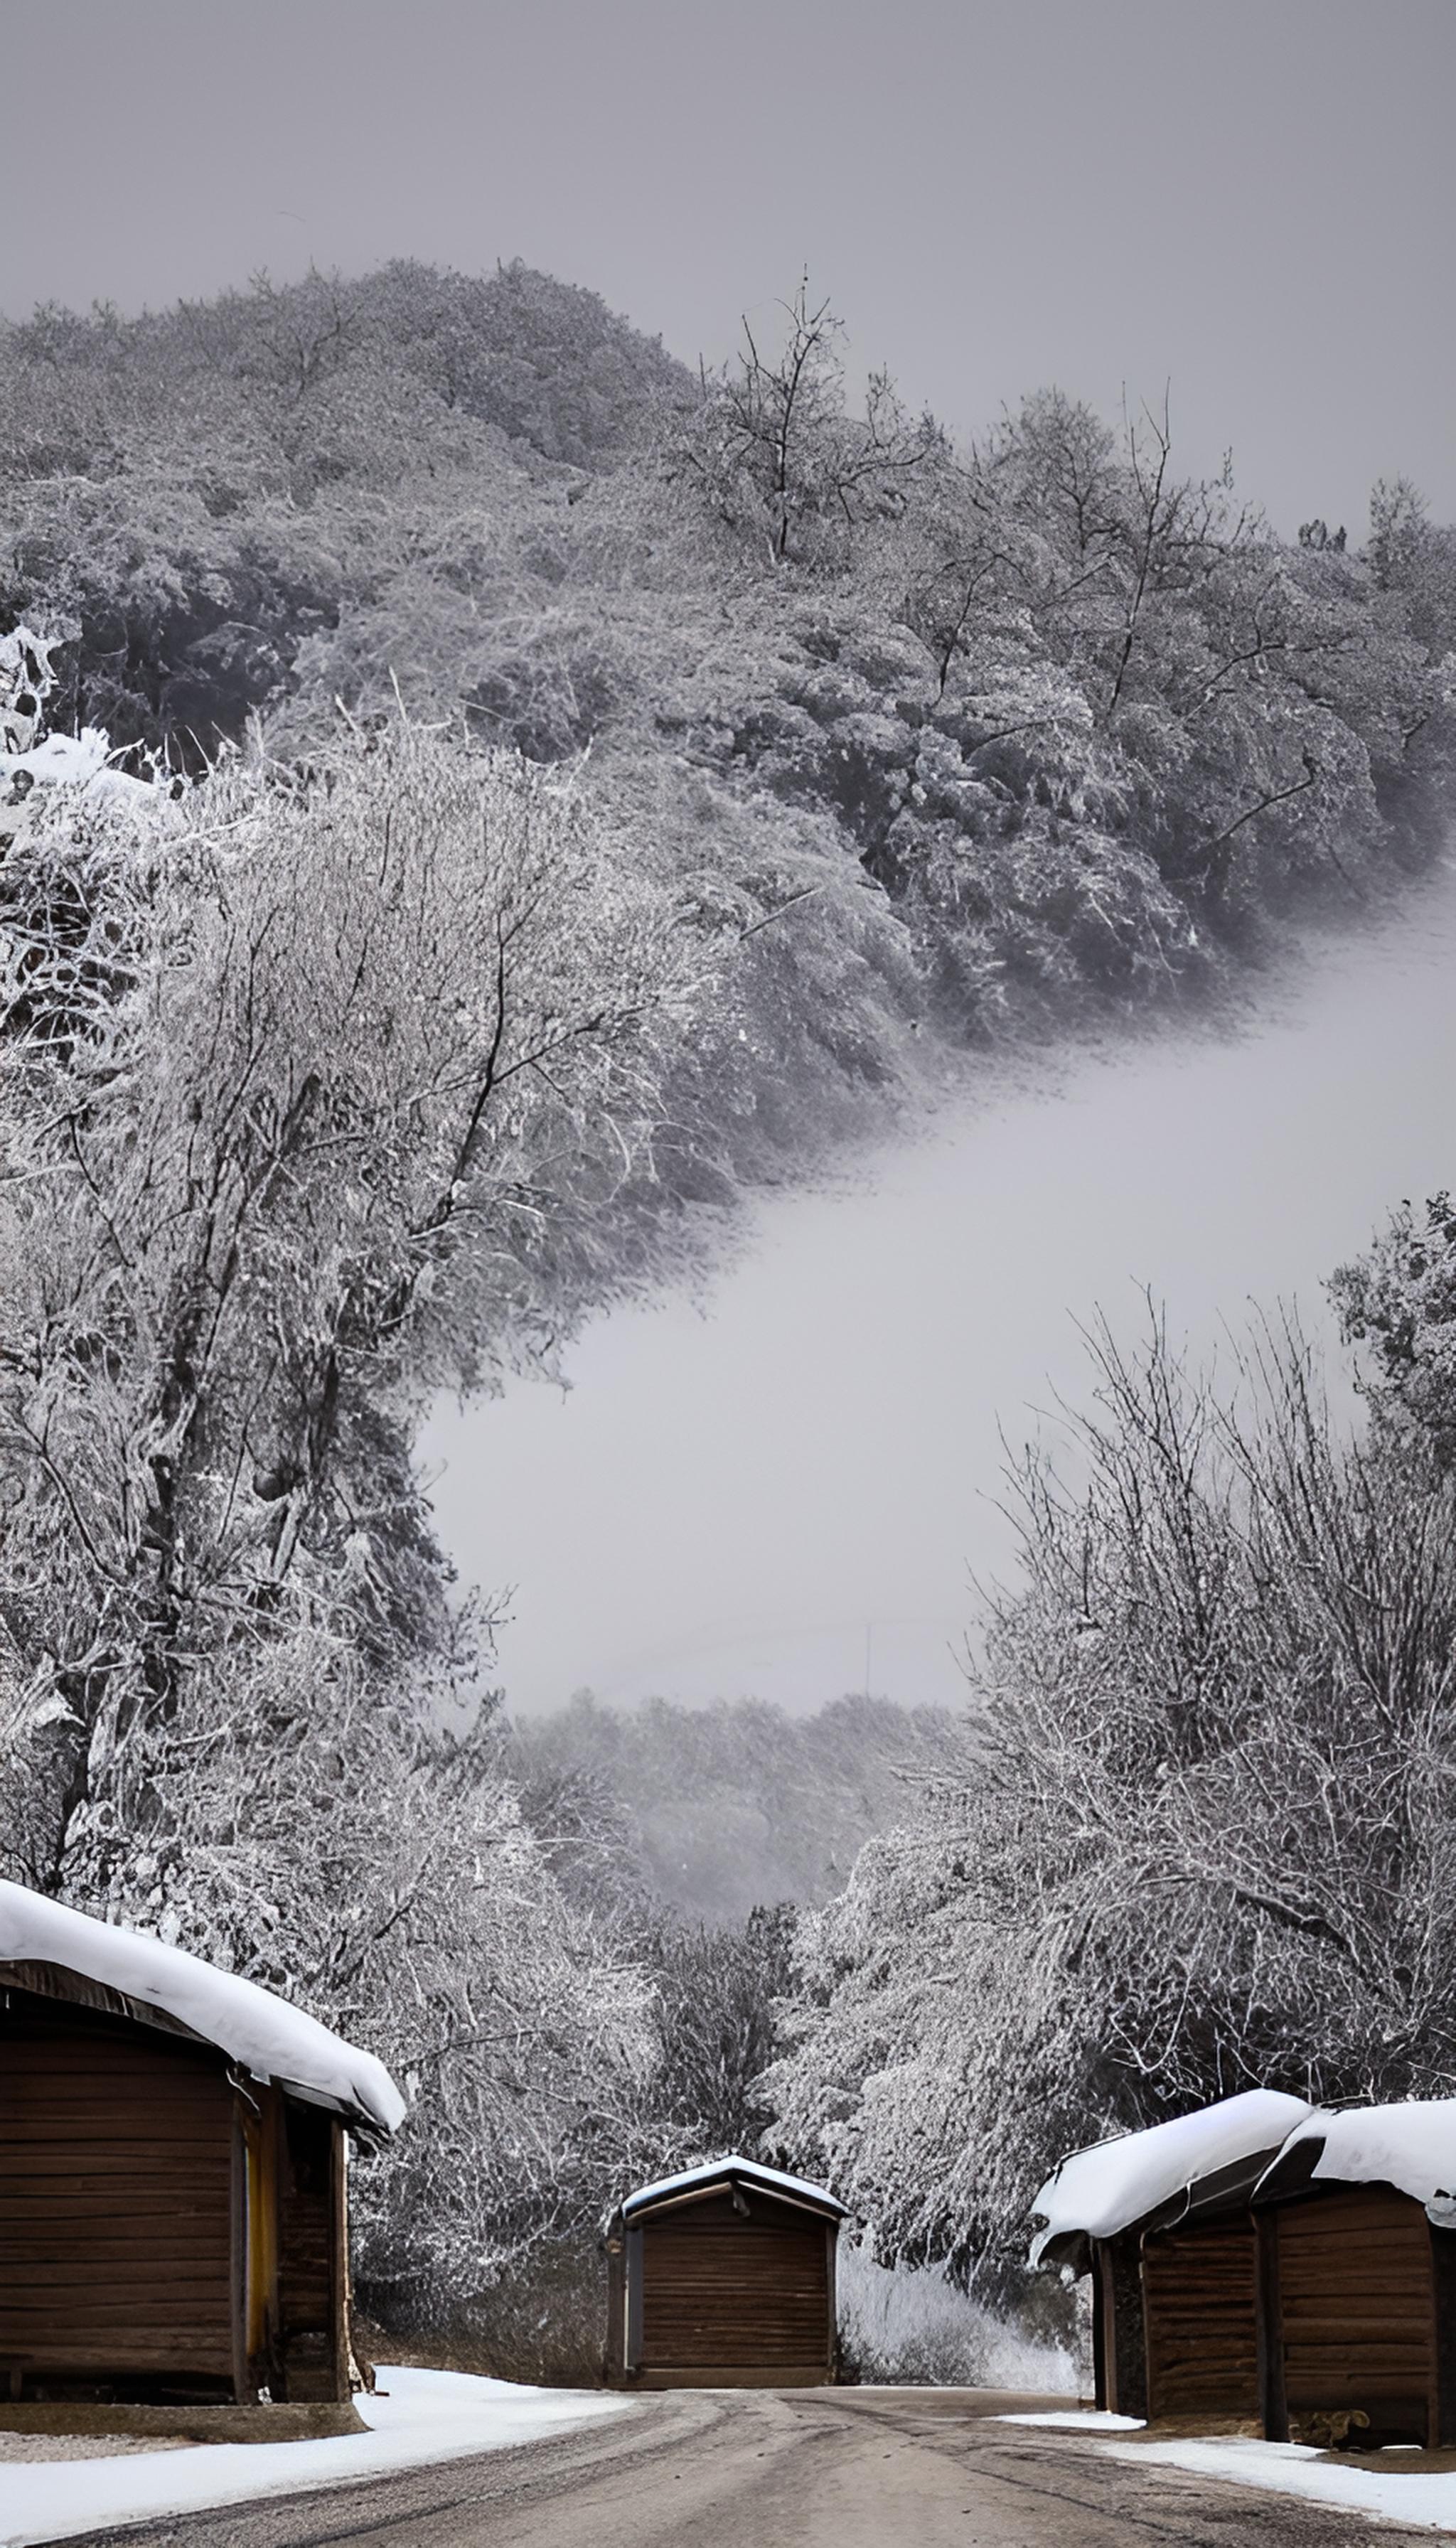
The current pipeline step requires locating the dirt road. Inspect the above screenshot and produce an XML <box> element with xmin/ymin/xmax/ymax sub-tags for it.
<box><xmin>58</xmin><ymin>2386</ymin><xmax>1433</xmax><ymax>2548</ymax></box>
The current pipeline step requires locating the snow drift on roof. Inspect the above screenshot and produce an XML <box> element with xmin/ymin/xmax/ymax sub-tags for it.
<box><xmin>1030</xmin><ymin>2089</ymin><xmax>1312</xmax><ymax>2264</ymax></box>
<box><xmin>0</xmin><ymin>1880</ymin><xmax>405</xmax><ymax>2136</ymax></box>
<box><xmin>618</xmin><ymin>2154</ymin><xmax>847</xmax><ymax>2220</ymax></box>
<box><xmin>1261</xmin><ymin>2101</ymin><xmax>1456</xmax><ymax>2226</ymax></box>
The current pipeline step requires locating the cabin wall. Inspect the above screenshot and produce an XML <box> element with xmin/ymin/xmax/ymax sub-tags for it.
<box><xmin>0</xmin><ymin>1985</ymin><xmax>351</xmax><ymax>2408</ymax></box>
<box><xmin>1142</xmin><ymin>2217</ymin><xmax>1259</xmax><ymax>2422</ymax></box>
<box><xmin>0</xmin><ymin>1990</ymin><xmax>235</xmax><ymax>2399</ymax></box>
<box><xmin>1263</xmin><ymin>2185</ymin><xmax>1436</xmax><ymax>2445</ymax></box>
<box><xmin>626</xmin><ymin>2190</ymin><xmax>836</xmax><ymax>2387</ymax></box>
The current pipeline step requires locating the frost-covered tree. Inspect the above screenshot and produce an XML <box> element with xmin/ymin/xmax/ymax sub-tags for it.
<box><xmin>6</xmin><ymin>260</ymin><xmax>1455</xmax><ymax>1067</ymax></box>
<box><xmin>670</xmin><ymin>276</ymin><xmax>942</xmax><ymax>566</ymax></box>
<box><xmin>0</xmin><ymin>722</ymin><xmax>719</xmax><ymax>1893</ymax></box>
<box><xmin>1331</xmin><ymin>1191</ymin><xmax>1456</xmax><ymax>1471</ymax></box>
<box><xmin>766</xmin><ymin>1312</ymin><xmax>1456</xmax><ymax>2286</ymax></box>
<box><xmin>647</xmin><ymin>1904</ymin><xmax>798</xmax><ymax>2156</ymax></box>
<box><xmin>904</xmin><ymin>389</ymin><xmax>1447</xmax><ymax>921</ymax></box>
<box><xmin>0</xmin><ymin>714</ymin><xmax>731</xmax><ymax>2293</ymax></box>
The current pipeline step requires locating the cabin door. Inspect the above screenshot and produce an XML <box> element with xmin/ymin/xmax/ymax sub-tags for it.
<box><xmin>636</xmin><ymin>2193</ymin><xmax>831</xmax><ymax>2384</ymax></box>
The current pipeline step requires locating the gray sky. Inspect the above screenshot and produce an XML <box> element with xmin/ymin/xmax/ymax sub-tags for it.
<box><xmin>422</xmin><ymin>872</ymin><xmax>1456</xmax><ymax>1715</ymax></box>
<box><xmin>5</xmin><ymin>0</ymin><xmax>1454</xmax><ymax>532</ymax></box>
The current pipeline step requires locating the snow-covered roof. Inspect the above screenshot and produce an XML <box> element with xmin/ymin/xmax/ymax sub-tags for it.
<box><xmin>0</xmin><ymin>1880</ymin><xmax>405</xmax><ymax>2138</ymax></box>
<box><xmin>615</xmin><ymin>2154</ymin><xmax>847</xmax><ymax>2223</ymax></box>
<box><xmin>1030</xmin><ymin>2089</ymin><xmax>1312</xmax><ymax>2266</ymax></box>
<box><xmin>1256</xmin><ymin>2102</ymin><xmax>1456</xmax><ymax>2227</ymax></box>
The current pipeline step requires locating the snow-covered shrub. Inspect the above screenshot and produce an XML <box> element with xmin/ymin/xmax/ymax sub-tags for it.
<box><xmin>837</xmin><ymin>2239</ymin><xmax>1081</xmax><ymax>2391</ymax></box>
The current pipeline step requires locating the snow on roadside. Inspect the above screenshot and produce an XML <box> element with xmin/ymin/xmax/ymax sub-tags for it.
<box><xmin>1000</xmin><ymin>2409</ymin><xmax>1143</xmax><ymax>2431</ymax></box>
<box><xmin>1001</xmin><ymin>2415</ymin><xmax>1456</xmax><ymax>2530</ymax></box>
<box><xmin>0</xmin><ymin>2366</ymin><xmax>632</xmax><ymax>2548</ymax></box>
<box><xmin>1110</xmin><ymin>2434</ymin><xmax>1456</xmax><ymax>2533</ymax></box>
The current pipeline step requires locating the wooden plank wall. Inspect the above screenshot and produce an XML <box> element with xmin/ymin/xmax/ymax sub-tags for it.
<box><xmin>1142</xmin><ymin>2219</ymin><xmax>1259</xmax><ymax>2420</ymax></box>
<box><xmin>1273</xmin><ymin>2186</ymin><xmax>1436</xmax><ymax>2443</ymax></box>
<box><xmin>637</xmin><ymin>2192</ymin><xmax>833</xmax><ymax>2382</ymax></box>
<box><xmin>0</xmin><ymin>1991</ymin><xmax>235</xmax><ymax>2395</ymax></box>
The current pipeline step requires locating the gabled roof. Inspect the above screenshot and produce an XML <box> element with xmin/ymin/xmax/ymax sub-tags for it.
<box><xmin>612</xmin><ymin>2154</ymin><xmax>847</xmax><ymax>2227</ymax></box>
<box><xmin>0</xmin><ymin>1880</ymin><xmax>405</xmax><ymax>2137</ymax></box>
<box><xmin>1029</xmin><ymin>2089</ymin><xmax>1312</xmax><ymax>2269</ymax></box>
<box><xmin>1255</xmin><ymin>2100</ymin><xmax>1456</xmax><ymax>2225</ymax></box>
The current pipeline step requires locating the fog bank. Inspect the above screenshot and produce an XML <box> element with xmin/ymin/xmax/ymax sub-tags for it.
<box><xmin>422</xmin><ymin>871</ymin><xmax>1456</xmax><ymax>1714</ymax></box>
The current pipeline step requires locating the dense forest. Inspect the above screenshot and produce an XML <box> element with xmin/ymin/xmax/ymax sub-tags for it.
<box><xmin>6</xmin><ymin>260</ymin><xmax>1456</xmax><ymax>1081</ymax></box>
<box><xmin>509</xmin><ymin>1690</ymin><xmax>957</xmax><ymax>1925</ymax></box>
<box><xmin>3</xmin><ymin>256</ymin><xmax>1455</xmax><ymax>2369</ymax></box>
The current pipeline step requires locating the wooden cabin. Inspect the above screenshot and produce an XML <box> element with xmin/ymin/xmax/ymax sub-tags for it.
<box><xmin>1030</xmin><ymin>2090</ymin><xmax>1312</xmax><ymax>2422</ymax></box>
<box><xmin>1253</xmin><ymin>2104</ymin><xmax>1456</xmax><ymax>2448</ymax></box>
<box><xmin>604</xmin><ymin>2156</ymin><xmax>847</xmax><ymax>2388</ymax></box>
<box><xmin>0</xmin><ymin>1879</ymin><xmax>404</xmax><ymax>2407</ymax></box>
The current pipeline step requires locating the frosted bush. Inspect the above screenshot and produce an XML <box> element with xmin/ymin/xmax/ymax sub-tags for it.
<box><xmin>837</xmin><ymin>2238</ymin><xmax>1082</xmax><ymax>2392</ymax></box>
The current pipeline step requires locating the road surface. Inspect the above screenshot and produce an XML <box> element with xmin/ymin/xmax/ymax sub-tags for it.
<box><xmin>60</xmin><ymin>2386</ymin><xmax>1433</xmax><ymax>2547</ymax></box>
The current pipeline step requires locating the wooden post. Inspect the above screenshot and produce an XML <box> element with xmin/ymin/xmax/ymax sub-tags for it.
<box><xmin>240</xmin><ymin>2091</ymin><xmax>282</xmax><ymax>2396</ymax></box>
<box><xmin>1096</xmin><ymin>2231</ymin><xmax>1147</xmax><ymax>2419</ymax></box>
<box><xmin>603</xmin><ymin>2236</ymin><xmax>626</xmax><ymax>2386</ymax></box>
<box><xmin>230</xmin><ymin>2100</ymin><xmax>251</xmax><ymax>2405</ymax></box>
<box><xmin>1255</xmin><ymin>2209</ymin><xmax>1286</xmax><ymax>2442</ymax></box>
<box><xmin>624</xmin><ymin>2225</ymin><xmax>643</xmax><ymax>2380</ymax></box>
<box><xmin>1430</xmin><ymin>2223</ymin><xmax>1456</xmax><ymax>2447</ymax></box>
<box><xmin>825</xmin><ymin>2219</ymin><xmax>839</xmax><ymax>2383</ymax></box>
<box><xmin>1091</xmin><ymin>2246</ymin><xmax>1108</xmax><ymax>2409</ymax></box>
<box><xmin>331</xmin><ymin>2121</ymin><xmax>351</xmax><ymax>2402</ymax></box>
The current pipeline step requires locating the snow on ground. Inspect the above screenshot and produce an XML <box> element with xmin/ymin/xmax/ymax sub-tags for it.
<box><xmin>1110</xmin><ymin>2434</ymin><xmax>1456</xmax><ymax>2533</ymax></box>
<box><xmin>1001</xmin><ymin>2414</ymin><xmax>1456</xmax><ymax>2528</ymax></box>
<box><xmin>999</xmin><ymin>2409</ymin><xmax>1144</xmax><ymax>2431</ymax></box>
<box><xmin>1001</xmin><ymin>2416</ymin><xmax>1456</xmax><ymax>2533</ymax></box>
<box><xmin>0</xmin><ymin>2366</ymin><xmax>631</xmax><ymax>2548</ymax></box>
